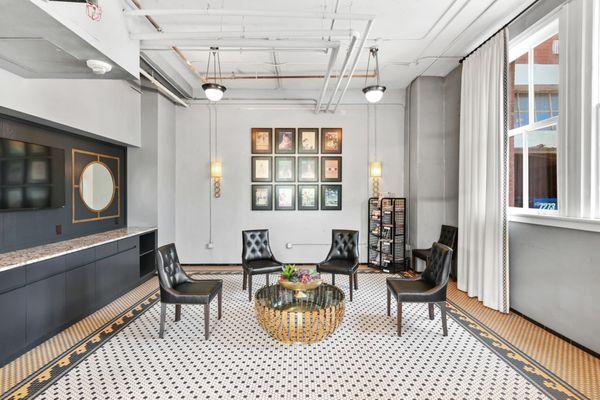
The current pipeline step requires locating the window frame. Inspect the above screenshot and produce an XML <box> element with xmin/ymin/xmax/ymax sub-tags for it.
<box><xmin>508</xmin><ymin>17</ymin><xmax>559</xmax><ymax>216</ymax></box>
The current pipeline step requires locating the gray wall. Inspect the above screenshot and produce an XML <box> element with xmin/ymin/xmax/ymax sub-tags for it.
<box><xmin>405</xmin><ymin>67</ymin><xmax>461</xmax><ymax>270</ymax></box>
<box><xmin>509</xmin><ymin>222</ymin><xmax>600</xmax><ymax>353</ymax></box>
<box><xmin>127</xmin><ymin>90</ymin><xmax>176</xmax><ymax>246</ymax></box>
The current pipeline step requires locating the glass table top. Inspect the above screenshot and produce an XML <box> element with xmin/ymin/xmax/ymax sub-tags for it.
<box><xmin>255</xmin><ymin>283</ymin><xmax>345</xmax><ymax>313</ymax></box>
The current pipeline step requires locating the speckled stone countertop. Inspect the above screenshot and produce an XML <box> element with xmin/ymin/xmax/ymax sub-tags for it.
<box><xmin>0</xmin><ymin>227</ymin><xmax>156</xmax><ymax>272</ymax></box>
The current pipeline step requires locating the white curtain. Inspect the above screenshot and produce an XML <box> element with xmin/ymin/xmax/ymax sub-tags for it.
<box><xmin>457</xmin><ymin>31</ymin><xmax>510</xmax><ymax>313</ymax></box>
<box><xmin>558</xmin><ymin>0</ymin><xmax>600</xmax><ymax>219</ymax></box>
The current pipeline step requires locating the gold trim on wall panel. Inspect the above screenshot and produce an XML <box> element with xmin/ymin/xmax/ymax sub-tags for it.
<box><xmin>72</xmin><ymin>149</ymin><xmax>121</xmax><ymax>224</ymax></box>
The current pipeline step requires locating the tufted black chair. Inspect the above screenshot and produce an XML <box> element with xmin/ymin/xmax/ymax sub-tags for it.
<box><xmin>156</xmin><ymin>243</ymin><xmax>222</xmax><ymax>339</ymax></box>
<box><xmin>242</xmin><ymin>229</ymin><xmax>283</xmax><ymax>302</ymax></box>
<box><xmin>317</xmin><ymin>230</ymin><xmax>359</xmax><ymax>301</ymax></box>
<box><xmin>412</xmin><ymin>225</ymin><xmax>458</xmax><ymax>279</ymax></box>
<box><xmin>387</xmin><ymin>242</ymin><xmax>453</xmax><ymax>336</ymax></box>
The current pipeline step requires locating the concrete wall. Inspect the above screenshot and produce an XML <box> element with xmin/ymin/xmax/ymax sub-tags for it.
<box><xmin>509</xmin><ymin>222</ymin><xmax>600</xmax><ymax>353</ymax></box>
<box><xmin>0</xmin><ymin>68</ymin><xmax>141</xmax><ymax>147</ymax></box>
<box><xmin>405</xmin><ymin>67</ymin><xmax>461</xmax><ymax>270</ymax></box>
<box><xmin>128</xmin><ymin>90</ymin><xmax>176</xmax><ymax>245</ymax></box>
<box><xmin>174</xmin><ymin>101</ymin><xmax>405</xmax><ymax>264</ymax></box>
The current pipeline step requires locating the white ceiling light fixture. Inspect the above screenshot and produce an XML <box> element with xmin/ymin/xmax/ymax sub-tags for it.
<box><xmin>362</xmin><ymin>47</ymin><xmax>386</xmax><ymax>103</ymax></box>
<box><xmin>202</xmin><ymin>47</ymin><xmax>226</xmax><ymax>102</ymax></box>
<box><xmin>86</xmin><ymin>59</ymin><xmax>112</xmax><ymax>75</ymax></box>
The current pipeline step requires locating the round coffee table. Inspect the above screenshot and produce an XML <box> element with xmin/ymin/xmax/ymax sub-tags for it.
<box><xmin>255</xmin><ymin>283</ymin><xmax>345</xmax><ymax>344</ymax></box>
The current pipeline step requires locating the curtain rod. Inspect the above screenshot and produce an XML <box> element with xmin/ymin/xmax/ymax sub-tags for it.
<box><xmin>459</xmin><ymin>0</ymin><xmax>541</xmax><ymax>64</ymax></box>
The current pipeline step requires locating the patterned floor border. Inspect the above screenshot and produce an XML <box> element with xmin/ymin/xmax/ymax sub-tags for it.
<box><xmin>0</xmin><ymin>271</ymin><xmax>589</xmax><ymax>400</ymax></box>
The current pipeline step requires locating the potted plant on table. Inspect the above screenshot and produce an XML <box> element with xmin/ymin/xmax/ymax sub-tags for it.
<box><xmin>279</xmin><ymin>265</ymin><xmax>322</xmax><ymax>298</ymax></box>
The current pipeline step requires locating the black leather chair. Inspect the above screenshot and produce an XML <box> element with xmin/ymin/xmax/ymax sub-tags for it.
<box><xmin>317</xmin><ymin>230</ymin><xmax>359</xmax><ymax>301</ymax></box>
<box><xmin>412</xmin><ymin>225</ymin><xmax>458</xmax><ymax>278</ymax></box>
<box><xmin>387</xmin><ymin>242</ymin><xmax>453</xmax><ymax>336</ymax></box>
<box><xmin>156</xmin><ymin>243</ymin><xmax>222</xmax><ymax>339</ymax></box>
<box><xmin>242</xmin><ymin>229</ymin><xmax>283</xmax><ymax>302</ymax></box>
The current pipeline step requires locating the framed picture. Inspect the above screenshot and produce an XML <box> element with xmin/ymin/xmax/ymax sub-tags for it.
<box><xmin>274</xmin><ymin>156</ymin><xmax>295</xmax><ymax>182</ymax></box>
<box><xmin>297</xmin><ymin>185</ymin><xmax>319</xmax><ymax>210</ymax></box>
<box><xmin>321</xmin><ymin>156</ymin><xmax>342</xmax><ymax>182</ymax></box>
<box><xmin>274</xmin><ymin>128</ymin><xmax>296</xmax><ymax>154</ymax></box>
<box><xmin>321</xmin><ymin>128</ymin><xmax>342</xmax><ymax>154</ymax></box>
<box><xmin>252</xmin><ymin>128</ymin><xmax>273</xmax><ymax>154</ymax></box>
<box><xmin>297</xmin><ymin>128</ymin><xmax>319</xmax><ymax>154</ymax></box>
<box><xmin>274</xmin><ymin>185</ymin><xmax>296</xmax><ymax>210</ymax></box>
<box><xmin>321</xmin><ymin>185</ymin><xmax>342</xmax><ymax>210</ymax></box>
<box><xmin>251</xmin><ymin>156</ymin><xmax>272</xmax><ymax>182</ymax></box>
<box><xmin>297</xmin><ymin>156</ymin><xmax>319</xmax><ymax>182</ymax></box>
<box><xmin>252</xmin><ymin>185</ymin><xmax>273</xmax><ymax>210</ymax></box>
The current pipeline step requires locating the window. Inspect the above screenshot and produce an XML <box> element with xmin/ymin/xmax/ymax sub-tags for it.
<box><xmin>508</xmin><ymin>20</ymin><xmax>559</xmax><ymax>212</ymax></box>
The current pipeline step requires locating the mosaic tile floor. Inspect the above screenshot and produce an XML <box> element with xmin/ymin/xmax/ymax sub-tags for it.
<box><xmin>0</xmin><ymin>272</ymin><xmax>589</xmax><ymax>400</ymax></box>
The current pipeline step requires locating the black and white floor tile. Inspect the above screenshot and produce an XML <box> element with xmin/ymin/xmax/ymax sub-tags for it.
<box><xmin>6</xmin><ymin>273</ymin><xmax>587</xmax><ymax>400</ymax></box>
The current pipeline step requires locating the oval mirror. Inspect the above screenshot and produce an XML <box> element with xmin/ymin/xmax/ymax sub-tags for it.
<box><xmin>80</xmin><ymin>162</ymin><xmax>115</xmax><ymax>212</ymax></box>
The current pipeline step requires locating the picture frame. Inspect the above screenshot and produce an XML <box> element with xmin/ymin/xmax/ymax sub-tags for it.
<box><xmin>274</xmin><ymin>156</ymin><xmax>295</xmax><ymax>182</ymax></box>
<box><xmin>321</xmin><ymin>128</ymin><xmax>342</xmax><ymax>154</ymax></box>
<box><xmin>251</xmin><ymin>156</ymin><xmax>272</xmax><ymax>182</ymax></box>
<box><xmin>321</xmin><ymin>185</ymin><xmax>342</xmax><ymax>210</ymax></box>
<box><xmin>297</xmin><ymin>185</ymin><xmax>319</xmax><ymax>210</ymax></box>
<box><xmin>274</xmin><ymin>185</ymin><xmax>296</xmax><ymax>210</ymax></box>
<box><xmin>297</xmin><ymin>156</ymin><xmax>319</xmax><ymax>182</ymax></box>
<box><xmin>252</xmin><ymin>185</ymin><xmax>273</xmax><ymax>210</ymax></box>
<box><xmin>321</xmin><ymin>156</ymin><xmax>342</xmax><ymax>182</ymax></box>
<box><xmin>297</xmin><ymin>128</ymin><xmax>319</xmax><ymax>154</ymax></box>
<box><xmin>251</xmin><ymin>128</ymin><xmax>273</xmax><ymax>154</ymax></box>
<box><xmin>274</xmin><ymin>128</ymin><xmax>296</xmax><ymax>154</ymax></box>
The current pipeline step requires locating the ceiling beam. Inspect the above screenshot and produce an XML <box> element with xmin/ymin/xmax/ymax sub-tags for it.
<box><xmin>130</xmin><ymin>29</ymin><xmax>354</xmax><ymax>40</ymax></box>
<box><xmin>141</xmin><ymin>39</ymin><xmax>341</xmax><ymax>50</ymax></box>
<box><xmin>125</xmin><ymin>8</ymin><xmax>375</xmax><ymax>21</ymax></box>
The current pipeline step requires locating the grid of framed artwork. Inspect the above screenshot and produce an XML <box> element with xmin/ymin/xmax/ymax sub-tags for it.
<box><xmin>251</xmin><ymin>127</ymin><xmax>342</xmax><ymax>211</ymax></box>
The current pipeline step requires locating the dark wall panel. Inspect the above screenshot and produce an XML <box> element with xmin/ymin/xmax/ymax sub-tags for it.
<box><xmin>0</xmin><ymin>115</ymin><xmax>127</xmax><ymax>252</ymax></box>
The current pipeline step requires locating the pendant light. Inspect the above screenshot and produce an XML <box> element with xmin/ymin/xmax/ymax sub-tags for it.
<box><xmin>362</xmin><ymin>47</ymin><xmax>386</xmax><ymax>103</ymax></box>
<box><xmin>202</xmin><ymin>47</ymin><xmax>226</xmax><ymax>102</ymax></box>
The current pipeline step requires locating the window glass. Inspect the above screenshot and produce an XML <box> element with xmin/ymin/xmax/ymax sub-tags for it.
<box><xmin>527</xmin><ymin>125</ymin><xmax>558</xmax><ymax>210</ymax></box>
<box><xmin>509</xmin><ymin>52</ymin><xmax>529</xmax><ymax>129</ymax></box>
<box><xmin>534</xmin><ymin>34</ymin><xmax>559</xmax><ymax>123</ymax></box>
<box><xmin>509</xmin><ymin>135</ymin><xmax>524</xmax><ymax>208</ymax></box>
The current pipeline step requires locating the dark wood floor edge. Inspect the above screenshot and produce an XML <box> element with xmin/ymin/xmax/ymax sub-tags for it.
<box><xmin>510</xmin><ymin>307</ymin><xmax>600</xmax><ymax>360</ymax></box>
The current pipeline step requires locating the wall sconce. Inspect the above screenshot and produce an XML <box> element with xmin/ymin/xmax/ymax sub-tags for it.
<box><xmin>370</xmin><ymin>161</ymin><xmax>382</xmax><ymax>198</ymax></box>
<box><xmin>211</xmin><ymin>161</ymin><xmax>222</xmax><ymax>198</ymax></box>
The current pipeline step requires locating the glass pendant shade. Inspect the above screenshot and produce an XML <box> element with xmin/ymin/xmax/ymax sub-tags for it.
<box><xmin>202</xmin><ymin>83</ymin><xmax>226</xmax><ymax>102</ymax></box>
<box><xmin>363</xmin><ymin>86</ymin><xmax>386</xmax><ymax>103</ymax></box>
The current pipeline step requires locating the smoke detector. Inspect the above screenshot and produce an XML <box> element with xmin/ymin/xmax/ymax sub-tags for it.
<box><xmin>86</xmin><ymin>59</ymin><xmax>112</xmax><ymax>75</ymax></box>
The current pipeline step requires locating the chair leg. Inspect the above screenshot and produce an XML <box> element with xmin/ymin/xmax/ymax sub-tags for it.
<box><xmin>428</xmin><ymin>303</ymin><xmax>434</xmax><ymax>320</ymax></box>
<box><xmin>217</xmin><ymin>290</ymin><xmax>222</xmax><ymax>320</ymax></box>
<box><xmin>354</xmin><ymin>271</ymin><xmax>358</xmax><ymax>290</ymax></box>
<box><xmin>349</xmin><ymin>274</ymin><xmax>353</xmax><ymax>302</ymax></box>
<box><xmin>204</xmin><ymin>304</ymin><xmax>210</xmax><ymax>340</ymax></box>
<box><xmin>242</xmin><ymin>270</ymin><xmax>247</xmax><ymax>290</ymax></box>
<box><xmin>175</xmin><ymin>304</ymin><xmax>181</xmax><ymax>322</ymax></box>
<box><xmin>266</xmin><ymin>273</ymin><xmax>270</xmax><ymax>286</ymax></box>
<box><xmin>159</xmin><ymin>303</ymin><xmax>166</xmax><ymax>339</ymax></box>
<box><xmin>332</xmin><ymin>274</ymin><xmax>335</xmax><ymax>286</ymax></box>
<box><xmin>386</xmin><ymin>288</ymin><xmax>391</xmax><ymax>317</ymax></box>
<box><xmin>397</xmin><ymin>301</ymin><xmax>403</xmax><ymax>336</ymax></box>
<box><xmin>248</xmin><ymin>274</ymin><xmax>253</xmax><ymax>302</ymax></box>
<box><xmin>440</xmin><ymin>302</ymin><xmax>448</xmax><ymax>337</ymax></box>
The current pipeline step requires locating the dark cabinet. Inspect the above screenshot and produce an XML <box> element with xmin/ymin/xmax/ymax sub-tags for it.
<box><xmin>66</xmin><ymin>263</ymin><xmax>96</xmax><ymax>323</ymax></box>
<box><xmin>26</xmin><ymin>274</ymin><xmax>66</xmax><ymax>346</ymax></box>
<box><xmin>0</xmin><ymin>287</ymin><xmax>27</xmax><ymax>363</ymax></box>
<box><xmin>95</xmin><ymin>248</ymin><xmax>138</xmax><ymax>307</ymax></box>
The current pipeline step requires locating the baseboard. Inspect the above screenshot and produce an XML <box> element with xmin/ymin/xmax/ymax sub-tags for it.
<box><xmin>510</xmin><ymin>307</ymin><xmax>600</xmax><ymax>359</ymax></box>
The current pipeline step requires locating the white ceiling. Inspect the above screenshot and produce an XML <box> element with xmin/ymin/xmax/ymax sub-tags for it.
<box><xmin>132</xmin><ymin>0</ymin><xmax>536</xmax><ymax>97</ymax></box>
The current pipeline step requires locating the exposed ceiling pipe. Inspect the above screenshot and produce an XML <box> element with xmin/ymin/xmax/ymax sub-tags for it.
<box><xmin>330</xmin><ymin>19</ymin><xmax>374</xmax><ymax>112</ymax></box>
<box><xmin>314</xmin><ymin>45</ymin><xmax>340</xmax><ymax>113</ymax></box>
<box><xmin>140</xmin><ymin>69</ymin><xmax>190</xmax><ymax>107</ymax></box>
<box><xmin>187</xmin><ymin>72</ymin><xmax>375</xmax><ymax>80</ymax></box>
<box><xmin>141</xmin><ymin>39</ymin><xmax>341</xmax><ymax>50</ymax></box>
<box><xmin>131</xmin><ymin>29</ymin><xmax>353</xmax><ymax>40</ymax></box>
<box><xmin>142</xmin><ymin>48</ymin><xmax>328</xmax><ymax>54</ymax></box>
<box><xmin>324</xmin><ymin>32</ymin><xmax>360</xmax><ymax>112</ymax></box>
<box><xmin>126</xmin><ymin>9</ymin><xmax>375</xmax><ymax>21</ymax></box>
<box><xmin>272</xmin><ymin>52</ymin><xmax>281</xmax><ymax>89</ymax></box>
